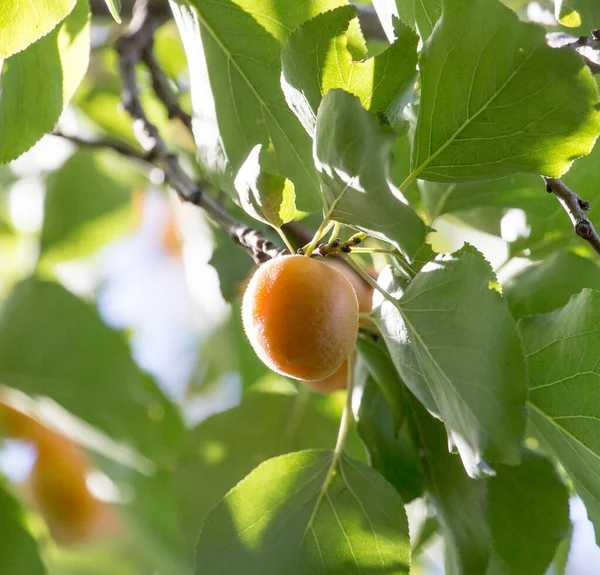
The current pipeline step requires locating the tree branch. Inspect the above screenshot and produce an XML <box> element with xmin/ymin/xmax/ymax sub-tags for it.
<box><xmin>543</xmin><ymin>177</ymin><xmax>600</xmax><ymax>256</ymax></box>
<box><xmin>546</xmin><ymin>31</ymin><xmax>600</xmax><ymax>74</ymax></box>
<box><xmin>111</xmin><ymin>0</ymin><xmax>285</xmax><ymax>263</ymax></box>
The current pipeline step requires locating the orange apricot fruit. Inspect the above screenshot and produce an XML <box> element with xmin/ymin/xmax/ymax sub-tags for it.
<box><xmin>242</xmin><ymin>255</ymin><xmax>359</xmax><ymax>381</ymax></box>
<box><xmin>304</xmin><ymin>358</ymin><xmax>349</xmax><ymax>394</ymax></box>
<box><xmin>321</xmin><ymin>259</ymin><xmax>374</xmax><ymax>316</ymax></box>
<box><xmin>31</xmin><ymin>433</ymin><xmax>116</xmax><ymax>545</ymax></box>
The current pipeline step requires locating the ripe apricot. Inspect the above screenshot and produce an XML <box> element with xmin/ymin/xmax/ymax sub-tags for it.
<box><xmin>242</xmin><ymin>255</ymin><xmax>359</xmax><ymax>381</ymax></box>
<box><xmin>31</xmin><ymin>433</ymin><xmax>115</xmax><ymax>545</ymax></box>
<box><xmin>304</xmin><ymin>359</ymin><xmax>349</xmax><ymax>394</ymax></box>
<box><xmin>321</xmin><ymin>259</ymin><xmax>374</xmax><ymax>316</ymax></box>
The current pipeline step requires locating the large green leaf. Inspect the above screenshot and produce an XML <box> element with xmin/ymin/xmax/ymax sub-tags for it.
<box><xmin>407</xmin><ymin>397</ymin><xmax>491</xmax><ymax>575</ymax></box>
<box><xmin>504</xmin><ymin>251</ymin><xmax>600</xmax><ymax>319</ymax></box>
<box><xmin>170</xmin><ymin>0</ymin><xmax>356</xmax><ymax>210</ymax></box>
<box><xmin>487</xmin><ymin>451</ymin><xmax>570</xmax><ymax>575</ymax></box>
<box><xmin>0</xmin><ymin>0</ymin><xmax>90</xmax><ymax>164</ymax></box>
<box><xmin>40</xmin><ymin>149</ymin><xmax>142</xmax><ymax>259</ymax></box>
<box><xmin>0</xmin><ymin>279</ymin><xmax>184</xmax><ymax>467</ymax></box>
<box><xmin>0</xmin><ymin>0</ymin><xmax>76</xmax><ymax>59</ymax></box>
<box><xmin>0</xmin><ymin>481</ymin><xmax>46</xmax><ymax>575</ymax></box>
<box><xmin>403</xmin><ymin>0</ymin><xmax>600</xmax><ymax>187</ymax></box>
<box><xmin>175</xmin><ymin>391</ymin><xmax>365</xmax><ymax>549</ymax></box>
<box><xmin>281</xmin><ymin>6</ymin><xmax>418</xmax><ymax>136</ymax></box>
<box><xmin>520</xmin><ymin>289</ymin><xmax>600</xmax><ymax>544</ymax></box>
<box><xmin>314</xmin><ymin>90</ymin><xmax>427</xmax><ymax>259</ymax></box>
<box><xmin>195</xmin><ymin>449</ymin><xmax>410</xmax><ymax>574</ymax></box>
<box><xmin>374</xmin><ymin>245</ymin><xmax>527</xmax><ymax>475</ymax></box>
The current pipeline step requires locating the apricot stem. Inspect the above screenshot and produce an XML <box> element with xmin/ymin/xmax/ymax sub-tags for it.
<box><xmin>333</xmin><ymin>354</ymin><xmax>355</xmax><ymax>455</ymax></box>
<box><xmin>349</xmin><ymin>247</ymin><xmax>416</xmax><ymax>278</ymax></box>
<box><xmin>342</xmin><ymin>255</ymin><xmax>400</xmax><ymax>309</ymax></box>
<box><xmin>274</xmin><ymin>226</ymin><xmax>295</xmax><ymax>254</ymax></box>
<box><xmin>328</xmin><ymin>221</ymin><xmax>341</xmax><ymax>245</ymax></box>
<box><xmin>304</xmin><ymin>219</ymin><xmax>333</xmax><ymax>256</ymax></box>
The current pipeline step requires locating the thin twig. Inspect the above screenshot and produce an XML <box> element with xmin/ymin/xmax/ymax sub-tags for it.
<box><xmin>114</xmin><ymin>0</ymin><xmax>285</xmax><ymax>263</ymax></box>
<box><xmin>141</xmin><ymin>42</ymin><xmax>193</xmax><ymax>132</ymax></box>
<box><xmin>543</xmin><ymin>177</ymin><xmax>600</xmax><ymax>256</ymax></box>
<box><xmin>52</xmin><ymin>130</ymin><xmax>151</xmax><ymax>164</ymax></box>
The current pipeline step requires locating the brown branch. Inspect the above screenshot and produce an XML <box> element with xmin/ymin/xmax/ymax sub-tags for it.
<box><xmin>543</xmin><ymin>177</ymin><xmax>600</xmax><ymax>256</ymax></box>
<box><xmin>52</xmin><ymin>130</ymin><xmax>151</xmax><ymax>164</ymax></box>
<box><xmin>113</xmin><ymin>0</ymin><xmax>285</xmax><ymax>263</ymax></box>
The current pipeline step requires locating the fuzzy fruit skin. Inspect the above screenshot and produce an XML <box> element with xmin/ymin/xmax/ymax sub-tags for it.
<box><xmin>304</xmin><ymin>359</ymin><xmax>349</xmax><ymax>393</ymax></box>
<box><xmin>322</xmin><ymin>259</ymin><xmax>374</xmax><ymax>316</ymax></box>
<box><xmin>242</xmin><ymin>255</ymin><xmax>359</xmax><ymax>381</ymax></box>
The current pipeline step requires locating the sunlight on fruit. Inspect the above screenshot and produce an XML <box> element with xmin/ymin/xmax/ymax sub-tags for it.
<box><xmin>242</xmin><ymin>255</ymin><xmax>359</xmax><ymax>381</ymax></box>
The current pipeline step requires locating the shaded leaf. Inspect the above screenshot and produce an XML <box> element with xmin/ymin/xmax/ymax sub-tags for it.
<box><xmin>0</xmin><ymin>279</ymin><xmax>184</xmax><ymax>467</ymax></box>
<box><xmin>234</xmin><ymin>145</ymin><xmax>295</xmax><ymax>228</ymax></box>
<box><xmin>195</xmin><ymin>449</ymin><xmax>410</xmax><ymax>574</ymax></box>
<box><xmin>408</xmin><ymin>396</ymin><xmax>491</xmax><ymax>575</ymax></box>
<box><xmin>487</xmin><ymin>451</ymin><xmax>570</xmax><ymax>575</ymax></box>
<box><xmin>0</xmin><ymin>0</ymin><xmax>90</xmax><ymax>163</ymax></box>
<box><xmin>374</xmin><ymin>245</ymin><xmax>527</xmax><ymax>475</ymax></box>
<box><xmin>314</xmin><ymin>90</ymin><xmax>427</xmax><ymax>259</ymax></box>
<box><xmin>281</xmin><ymin>6</ymin><xmax>418</xmax><ymax>135</ymax></box>
<box><xmin>407</xmin><ymin>0</ymin><xmax>600</xmax><ymax>185</ymax></box>
<box><xmin>0</xmin><ymin>0</ymin><xmax>76</xmax><ymax>59</ymax></box>
<box><xmin>504</xmin><ymin>251</ymin><xmax>600</xmax><ymax>319</ymax></box>
<box><xmin>175</xmin><ymin>391</ymin><xmax>365</xmax><ymax>549</ymax></box>
<box><xmin>520</xmin><ymin>288</ymin><xmax>600</xmax><ymax>545</ymax></box>
<box><xmin>357</xmin><ymin>376</ymin><xmax>424</xmax><ymax>503</ymax></box>
<box><xmin>0</xmin><ymin>481</ymin><xmax>46</xmax><ymax>575</ymax></box>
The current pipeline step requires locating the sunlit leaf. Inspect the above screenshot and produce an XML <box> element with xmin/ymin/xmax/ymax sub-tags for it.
<box><xmin>0</xmin><ymin>0</ymin><xmax>76</xmax><ymax>59</ymax></box>
<box><xmin>0</xmin><ymin>0</ymin><xmax>90</xmax><ymax>163</ymax></box>
<box><xmin>281</xmin><ymin>6</ymin><xmax>418</xmax><ymax>135</ymax></box>
<box><xmin>195</xmin><ymin>449</ymin><xmax>410</xmax><ymax>574</ymax></box>
<box><xmin>406</xmin><ymin>0</ymin><xmax>600</xmax><ymax>186</ymax></box>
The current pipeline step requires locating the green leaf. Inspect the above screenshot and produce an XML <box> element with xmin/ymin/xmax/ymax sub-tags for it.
<box><xmin>374</xmin><ymin>245</ymin><xmax>527</xmax><ymax>475</ymax></box>
<box><xmin>504</xmin><ymin>251</ymin><xmax>600</xmax><ymax>319</ymax></box>
<box><xmin>40</xmin><ymin>149</ymin><xmax>142</xmax><ymax>259</ymax></box>
<box><xmin>408</xmin><ymin>396</ymin><xmax>492</xmax><ymax>575</ymax></box>
<box><xmin>281</xmin><ymin>6</ymin><xmax>418</xmax><ymax>135</ymax></box>
<box><xmin>556</xmin><ymin>0</ymin><xmax>600</xmax><ymax>35</ymax></box>
<box><xmin>104</xmin><ymin>0</ymin><xmax>122</xmax><ymax>23</ymax></box>
<box><xmin>0</xmin><ymin>481</ymin><xmax>46</xmax><ymax>575</ymax></box>
<box><xmin>170</xmin><ymin>0</ymin><xmax>357</xmax><ymax>210</ymax></box>
<box><xmin>234</xmin><ymin>145</ymin><xmax>296</xmax><ymax>228</ymax></box>
<box><xmin>357</xmin><ymin>376</ymin><xmax>424</xmax><ymax>503</ymax></box>
<box><xmin>487</xmin><ymin>451</ymin><xmax>571</xmax><ymax>575</ymax></box>
<box><xmin>0</xmin><ymin>0</ymin><xmax>90</xmax><ymax>164</ymax></box>
<box><xmin>373</xmin><ymin>0</ymin><xmax>442</xmax><ymax>42</ymax></box>
<box><xmin>0</xmin><ymin>279</ymin><xmax>184</xmax><ymax>467</ymax></box>
<box><xmin>175</xmin><ymin>391</ymin><xmax>365</xmax><ymax>549</ymax></box>
<box><xmin>520</xmin><ymin>288</ymin><xmax>600</xmax><ymax>545</ymax></box>
<box><xmin>314</xmin><ymin>90</ymin><xmax>427</xmax><ymax>259</ymax></box>
<box><xmin>0</xmin><ymin>0</ymin><xmax>76</xmax><ymax>59</ymax></box>
<box><xmin>356</xmin><ymin>336</ymin><xmax>406</xmax><ymax>433</ymax></box>
<box><xmin>405</xmin><ymin>0</ymin><xmax>600</xmax><ymax>186</ymax></box>
<box><xmin>418</xmin><ymin>173</ymin><xmax>542</xmax><ymax>223</ymax></box>
<box><xmin>195</xmin><ymin>449</ymin><xmax>410</xmax><ymax>574</ymax></box>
